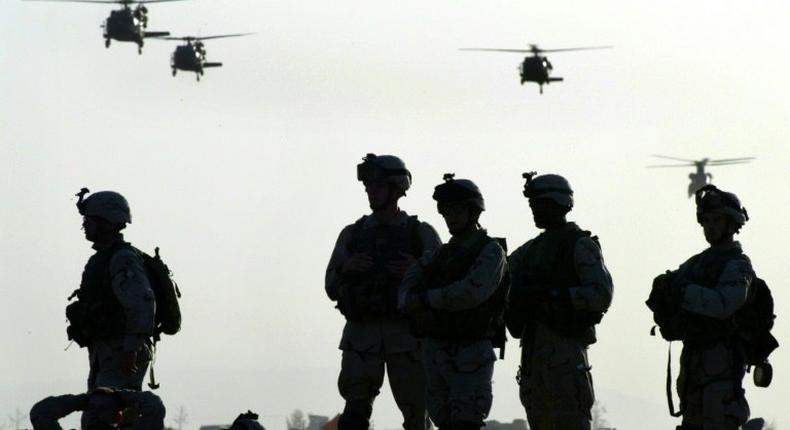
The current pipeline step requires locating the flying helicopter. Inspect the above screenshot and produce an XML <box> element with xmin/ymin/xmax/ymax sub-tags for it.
<box><xmin>26</xmin><ymin>0</ymin><xmax>183</xmax><ymax>54</ymax></box>
<box><xmin>648</xmin><ymin>155</ymin><xmax>755</xmax><ymax>198</ymax></box>
<box><xmin>157</xmin><ymin>33</ymin><xmax>253</xmax><ymax>81</ymax></box>
<box><xmin>460</xmin><ymin>44</ymin><xmax>612</xmax><ymax>94</ymax></box>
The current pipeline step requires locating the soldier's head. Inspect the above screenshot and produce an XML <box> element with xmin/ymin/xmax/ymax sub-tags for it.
<box><xmin>225</xmin><ymin>410</ymin><xmax>266</xmax><ymax>430</ymax></box>
<box><xmin>357</xmin><ymin>154</ymin><xmax>412</xmax><ymax>212</ymax></box>
<box><xmin>433</xmin><ymin>173</ymin><xmax>485</xmax><ymax>236</ymax></box>
<box><xmin>522</xmin><ymin>172</ymin><xmax>573</xmax><ymax>229</ymax></box>
<box><xmin>82</xmin><ymin>388</ymin><xmax>125</xmax><ymax>429</ymax></box>
<box><xmin>76</xmin><ymin>188</ymin><xmax>131</xmax><ymax>243</ymax></box>
<box><xmin>695</xmin><ymin>185</ymin><xmax>748</xmax><ymax>245</ymax></box>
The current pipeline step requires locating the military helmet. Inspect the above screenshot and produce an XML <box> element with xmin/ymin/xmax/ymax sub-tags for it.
<box><xmin>224</xmin><ymin>411</ymin><xmax>265</xmax><ymax>430</ymax></box>
<box><xmin>357</xmin><ymin>153</ymin><xmax>412</xmax><ymax>192</ymax></box>
<box><xmin>76</xmin><ymin>188</ymin><xmax>132</xmax><ymax>224</ymax></box>
<box><xmin>522</xmin><ymin>172</ymin><xmax>574</xmax><ymax>208</ymax></box>
<box><xmin>433</xmin><ymin>173</ymin><xmax>485</xmax><ymax>211</ymax></box>
<box><xmin>695</xmin><ymin>185</ymin><xmax>748</xmax><ymax>227</ymax></box>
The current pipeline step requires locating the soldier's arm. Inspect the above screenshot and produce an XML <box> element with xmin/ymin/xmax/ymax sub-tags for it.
<box><xmin>569</xmin><ymin>237</ymin><xmax>613</xmax><ymax>312</ymax></box>
<box><xmin>398</xmin><ymin>248</ymin><xmax>434</xmax><ymax>311</ymax></box>
<box><xmin>681</xmin><ymin>257</ymin><xmax>753</xmax><ymax>319</ymax></box>
<box><xmin>426</xmin><ymin>241</ymin><xmax>506</xmax><ymax>311</ymax></box>
<box><xmin>417</xmin><ymin>222</ymin><xmax>443</xmax><ymax>253</ymax></box>
<box><xmin>30</xmin><ymin>394</ymin><xmax>88</xmax><ymax>430</ymax></box>
<box><xmin>110</xmin><ymin>249</ymin><xmax>155</xmax><ymax>352</ymax></box>
<box><xmin>325</xmin><ymin>225</ymin><xmax>354</xmax><ymax>301</ymax></box>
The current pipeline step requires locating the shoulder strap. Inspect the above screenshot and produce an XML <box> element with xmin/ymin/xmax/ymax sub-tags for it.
<box><xmin>665</xmin><ymin>342</ymin><xmax>683</xmax><ymax>417</ymax></box>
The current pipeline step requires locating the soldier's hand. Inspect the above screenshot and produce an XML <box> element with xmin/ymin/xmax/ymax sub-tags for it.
<box><xmin>120</xmin><ymin>350</ymin><xmax>139</xmax><ymax>376</ymax></box>
<box><xmin>386</xmin><ymin>252</ymin><xmax>417</xmax><ymax>277</ymax></box>
<box><xmin>403</xmin><ymin>291</ymin><xmax>429</xmax><ymax>313</ymax></box>
<box><xmin>341</xmin><ymin>253</ymin><xmax>374</xmax><ymax>273</ymax></box>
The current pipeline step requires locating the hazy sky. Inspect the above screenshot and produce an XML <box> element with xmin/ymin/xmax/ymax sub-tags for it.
<box><xmin>2</xmin><ymin>1</ymin><xmax>789</xmax><ymax>428</ymax></box>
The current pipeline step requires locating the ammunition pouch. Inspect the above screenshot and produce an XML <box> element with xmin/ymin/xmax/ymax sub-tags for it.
<box><xmin>336</xmin><ymin>277</ymin><xmax>397</xmax><ymax>322</ymax></box>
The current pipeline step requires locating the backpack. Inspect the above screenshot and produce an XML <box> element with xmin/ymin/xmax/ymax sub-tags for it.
<box><xmin>140</xmin><ymin>246</ymin><xmax>182</xmax><ymax>341</ymax></box>
<box><xmin>734</xmin><ymin>277</ymin><xmax>778</xmax><ymax>366</ymax></box>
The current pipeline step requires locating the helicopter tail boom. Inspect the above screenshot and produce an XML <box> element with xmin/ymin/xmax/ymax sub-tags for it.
<box><xmin>203</xmin><ymin>62</ymin><xmax>223</xmax><ymax>68</ymax></box>
<box><xmin>548</xmin><ymin>77</ymin><xmax>563</xmax><ymax>82</ymax></box>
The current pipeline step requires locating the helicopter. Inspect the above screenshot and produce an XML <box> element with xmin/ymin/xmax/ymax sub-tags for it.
<box><xmin>157</xmin><ymin>33</ymin><xmax>253</xmax><ymax>81</ymax></box>
<box><xmin>26</xmin><ymin>0</ymin><xmax>183</xmax><ymax>54</ymax></box>
<box><xmin>460</xmin><ymin>44</ymin><xmax>612</xmax><ymax>94</ymax></box>
<box><xmin>648</xmin><ymin>155</ymin><xmax>755</xmax><ymax>198</ymax></box>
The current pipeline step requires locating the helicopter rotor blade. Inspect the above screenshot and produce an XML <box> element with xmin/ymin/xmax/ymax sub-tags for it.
<box><xmin>708</xmin><ymin>157</ymin><xmax>755</xmax><ymax>164</ymax></box>
<box><xmin>23</xmin><ymin>0</ymin><xmax>124</xmax><ymax>4</ymax></box>
<box><xmin>646</xmin><ymin>164</ymin><xmax>697</xmax><ymax>168</ymax></box>
<box><xmin>459</xmin><ymin>48</ymin><xmax>533</xmax><ymax>53</ymax></box>
<box><xmin>650</xmin><ymin>154</ymin><xmax>698</xmax><ymax>163</ymax></box>
<box><xmin>707</xmin><ymin>161</ymin><xmax>754</xmax><ymax>167</ymax></box>
<box><xmin>194</xmin><ymin>32</ymin><xmax>255</xmax><ymax>41</ymax></box>
<box><xmin>537</xmin><ymin>45</ymin><xmax>613</xmax><ymax>53</ymax></box>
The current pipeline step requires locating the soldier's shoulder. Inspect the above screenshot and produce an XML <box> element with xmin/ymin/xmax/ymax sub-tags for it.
<box><xmin>482</xmin><ymin>238</ymin><xmax>507</xmax><ymax>259</ymax></box>
<box><xmin>110</xmin><ymin>246</ymin><xmax>144</xmax><ymax>268</ymax></box>
<box><xmin>508</xmin><ymin>239</ymin><xmax>535</xmax><ymax>260</ymax></box>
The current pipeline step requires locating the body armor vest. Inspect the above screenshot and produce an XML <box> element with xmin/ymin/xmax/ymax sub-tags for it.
<box><xmin>411</xmin><ymin>232</ymin><xmax>507</xmax><ymax>340</ymax></box>
<box><xmin>338</xmin><ymin>215</ymin><xmax>423</xmax><ymax>322</ymax></box>
<box><xmin>66</xmin><ymin>242</ymin><xmax>130</xmax><ymax>346</ymax></box>
<box><xmin>516</xmin><ymin>224</ymin><xmax>603</xmax><ymax>339</ymax></box>
<box><xmin>679</xmin><ymin>246</ymin><xmax>744</xmax><ymax>342</ymax></box>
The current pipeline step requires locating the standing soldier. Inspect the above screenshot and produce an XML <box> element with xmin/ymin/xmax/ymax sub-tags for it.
<box><xmin>325</xmin><ymin>154</ymin><xmax>441</xmax><ymax>430</ymax></box>
<box><xmin>66</xmin><ymin>189</ymin><xmax>155</xmax><ymax>393</ymax></box>
<box><xmin>506</xmin><ymin>172</ymin><xmax>613</xmax><ymax>430</ymax></box>
<box><xmin>399</xmin><ymin>174</ymin><xmax>507</xmax><ymax>430</ymax></box>
<box><xmin>650</xmin><ymin>185</ymin><xmax>755</xmax><ymax>429</ymax></box>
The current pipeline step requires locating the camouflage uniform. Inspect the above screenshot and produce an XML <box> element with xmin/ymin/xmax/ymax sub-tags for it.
<box><xmin>399</xmin><ymin>229</ymin><xmax>507</xmax><ymax>429</ymax></box>
<box><xmin>69</xmin><ymin>190</ymin><xmax>155</xmax><ymax>393</ymax></box>
<box><xmin>675</xmin><ymin>242</ymin><xmax>753</xmax><ymax>430</ymax></box>
<box><xmin>508</xmin><ymin>222</ymin><xmax>612</xmax><ymax>430</ymax></box>
<box><xmin>326</xmin><ymin>211</ymin><xmax>441</xmax><ymax>430</ymax></box>
<box><xmin>30</xmin><ymin>389</ymin><xmax>165</xmax><ymax>430</ymax></box>
<box><xmin>79</xmin><ymin>236</ymin><xmax>156</xmax><ymax>391</ymax></box>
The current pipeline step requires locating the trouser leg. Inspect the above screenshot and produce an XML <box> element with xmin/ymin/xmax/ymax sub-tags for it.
<box><xmin>423</xmin><ymin>346</ymin><xmax>450</xmax><ymax>429</ymax></box>
<box><xmin>93</xmin><ymin>344</ymin><xmax>152</xmax><ymax>391</ymax></box>
<box><xmin>386</xmin><ymin>350</ymin><xmax>428</xmax><ymax>430</ymax></box>
<box><xmin>338</xmin><ymin>350</ymin><xmax>386</xmax><ymax>430</ymax></box>
<box><xmin>520</xmin><ymin>339</ymin><xmax>593</xmax><ymax>430</ymax></box>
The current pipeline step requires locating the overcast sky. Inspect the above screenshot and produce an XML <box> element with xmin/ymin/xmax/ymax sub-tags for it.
<box><xmin>2</xmin><ymin>1</ymin><xmax>789</xmax><ymax>429</ymax></box>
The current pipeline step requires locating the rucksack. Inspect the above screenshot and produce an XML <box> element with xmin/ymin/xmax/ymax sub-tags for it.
<box><xmin>734</xmin><ymin>277</ymin><xmax>778</xmax><ymax>366</ymax></box>
<box><xmin>140</xmin><ymin>246</ymin><xmax>182</xmax><ymax>341</ymax></box>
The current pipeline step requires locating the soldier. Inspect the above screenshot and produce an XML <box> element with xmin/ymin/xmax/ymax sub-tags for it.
<box><xmin>661</xmin><ymin>185</ymin><xmax>753</xmax><ymax>430</ymax></box>
<box><xmin>399</xmin><ymin>174</ymin><xmax>507</xmax><ymax>430</ymax></box>
<box><xmin>30</xmin><ymin>387</ymin><xmax>165</xmax><ymax>430</ymax></box>
<box><xmin>66</xmin><ymin>189</ymin><xmax>155</xmax><ymax>394</ymax></box>
<box><xmin>506</xmin><ymin>172</ymin><xmax>613</xmax><ymax>430</ymax></box>
<box><xmin>325</xmin><ymin>154</ymin><xmax>441</xmax><ymax>430</ymax></box>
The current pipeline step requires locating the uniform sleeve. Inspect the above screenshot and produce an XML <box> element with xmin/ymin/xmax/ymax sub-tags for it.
<box><xmin>110</xmin><ymin>249</ymin><xmax>155</xmax><ymax>352</ymax></box>
<box><xmin>325</xmin><ymin>225</ymin><xmax>354</xmax><ymax>301</ymax></box>
<box><xmin>30</xmin><ymin>394</ymin><xmax>87</xmax><ymax>430</ymax></box>
<box><xmin>681</xmin><ymin>257</ymin><xmax>753</xmax><ymax>319</ymax></box>
<box><xmin>417</xmin><ymin>222</ymin><xmax>443</xmax><ymax>254</ymax></box>
<box><xmin>427</xmin><ymin>241</ymin><xmax>506</xmax><ymax>311</ymax></box>
<box><xmin>398</xmin><ymin>248</ymin><xmax>435</xmax><ymax>311</ymax></box>
<box><xmin>568</xmin><ymin>237</ymin><xmax>613</xmax><ymax>313</ymax></box>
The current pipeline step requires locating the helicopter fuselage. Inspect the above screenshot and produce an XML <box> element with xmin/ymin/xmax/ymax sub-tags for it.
<box><xmin>519</xmin><ymin>55</ymin><xmax>563</xmax><ymax>93</ymax></box>
<box><xmin>103</xmin><ymin>8</ymin><xmax>144</xmax><ymax>44</ymax></box>
<box><xmin>171</xmin><ymin>44</ymin><xmax>204</xmax><ymax>72</ymax></box>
